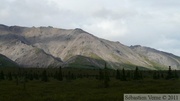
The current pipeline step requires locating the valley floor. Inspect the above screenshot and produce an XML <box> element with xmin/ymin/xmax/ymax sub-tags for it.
<box><xmin>0</xmin><ymin>78</ymin><xmax>179</xmax><ymax>101</ymax></box>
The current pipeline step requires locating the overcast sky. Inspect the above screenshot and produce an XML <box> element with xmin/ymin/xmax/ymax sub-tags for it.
<box><xmin>1</xmin><ymin>0</ymin><xmax>180</xmax><ymax>56</ymax></box>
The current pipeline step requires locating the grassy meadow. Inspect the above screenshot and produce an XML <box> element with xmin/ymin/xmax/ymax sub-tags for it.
<box><xmin>0</xmin><ymin>67</ymin><xmax>179</xmax><ymax>101</ymax></box>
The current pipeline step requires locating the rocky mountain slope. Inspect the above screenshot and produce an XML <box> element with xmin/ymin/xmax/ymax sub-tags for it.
<box><xmin>0</xmin><ymin>24</ymin><xmax>180</xmax><ymax>70</ymax></box>
<box><xmin>0</xmin><ymin>24</ymin><xmax>62</xmax><ymax>68</ymax></box>
<box><xmin>130</xmin><ymin>45</ymin><xmax>180</xmax><ymax>70</ymax></box>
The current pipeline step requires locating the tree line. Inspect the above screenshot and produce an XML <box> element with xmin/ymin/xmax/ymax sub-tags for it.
<box><xmin>0</xmin><ymin>65</ymin><xmax>179</xmax><ymax>88</ymax></box>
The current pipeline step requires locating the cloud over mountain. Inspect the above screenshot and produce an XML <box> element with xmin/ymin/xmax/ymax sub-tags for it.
<box><xmin>0</xmin><ymin>0</ymin><xmax>180</xmax><ymax>56</ymax></box>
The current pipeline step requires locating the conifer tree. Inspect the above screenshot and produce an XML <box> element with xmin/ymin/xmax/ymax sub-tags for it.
<box><xmin>153</xmin><ymin>72</ymin><xmax>157</xmax><ymax>79</ymax></box>
<box><xmin>104</xmin><ymin>62</ymin><xmax>110</xmax><ymax>88</ymax></box>
<box><xmin>71</xmin><ymin>73</ymin><xmax>76</xmax><ymax>80</ymax></box>
<box><xmin>66</xmin><ymin>71</ymin><xmax>72</xmax><ymax>80</ymax></box>
<box><xmin>116</xmin><ymin>69</ymin><xmax>120</xmax><ymax>80</ymax></box>
<box><xmin>99</xmin><ymin>69</ymin><xmax>104</xmax><ymax>80</ymax></box>
<box><xmin>57</xmin><ymin>66</ymin><xmax>63</xmax><ymax>81</ymax></box>
<box><xmin>153</xmin><ymin>72</ymin><xmax>160</xmax><ymax>79</ymax></box>
<box><xmin>54</xmin><ymin>71</ymin><xmax>58</xmax><ymax>79</ymax></box>
<box><xmin>139</xmin><ymin>71</ymin><xmax>143</xmax><ymax>79</ymax></box>
<box><xmin>34</xmin><ymin>72</ymin><xmax>39</xmax><ymax>80</ymax></box>
<box><xmin>29</xmin><ymin>72</ymin><xmax>33</xmax><ymax>80</ymax></box>
<box><xmin>126</xmin><ymin>71</ymin><xmax>131</xmax><ymax>79</ymax></box>
<box><xmin>14</xmin><ymin>74</ymin><xmax>19</xmax><ymax>85</ymax></box>
<box><xmin>161</xmin><ymin>73</ymin><xmax>164</xmax><ymax>78</ymax></box>
<box><xmin>66</xmin><ymin>71</ymin><xmax>76</xmax><ymax>80</ymax></box>
<box><xmin>24</xmin><ymin>71</ymin><xmax>28</xmax><ymax>82</ymax></box>
<box><xmin>174</xmin><ymin>70</ymin><xmax>179</xmax><ymax>79</ymax></box>
<box><xmin>166</xmin><ymin>66</ymin><xmax>173</xmax><ymax>80</ymax></box>
<box><xmin>0</xmin><ymin>71</ymin><xmax>5</xmax><ymax>80</ymax></box>
<box><xmin>41</xmin><ymin>70</ymin><xmax>48</xmax><ymax>82</ymax></box>
<box><xmin>121</xmin><ymin>68</ymin><xmax>127</xmax><ymax>81</ymax></box>
<box><xmin>68</xmin><ymin>71</ymin><xmax>71</xmax><ymax>80</ymax></box>
<box><xmin>157</xmin><ymin>72</ymin><xmax>160</xmax><ymax>79</ymax></box>
<box><xmin>23</xmin><ymin>75</ymin><xmax>27</xmax><ymax>90</ymax></box>
<box><xmin>8</xmin><ymin>72</ymin><xmax>12</xmax><ymax>80</ymax></box>
<box><xmin>133</xmin><ymin>67</ymin><xmax>139</xmax><ymax>80</ymax></box>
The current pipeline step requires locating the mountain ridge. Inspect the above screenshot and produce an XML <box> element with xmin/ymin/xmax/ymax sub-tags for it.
<box><xmin>0</xmin><ymin>24</ymin><xmax>180</xmax><ymax>70</ymax></box>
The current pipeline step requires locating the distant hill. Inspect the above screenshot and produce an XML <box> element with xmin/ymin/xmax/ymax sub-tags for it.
<box><xmin>0</xmin><ymin>54</ymin><xmax>18</xmax><ymax>68</ymax></box>
<box><xmin>0</xmin><ymin>24</ymin><xmax>180</xmax><ymax>70</ymax></box>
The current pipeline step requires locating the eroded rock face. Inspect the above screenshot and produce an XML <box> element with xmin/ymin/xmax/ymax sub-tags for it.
<box><xmin>0</xmin><ymin>25</ymin><xmax>62</xmax><ymax>68</ymax></box>
<box><xmin>0</xmin><ymin>24</ymin><xmax>180</xmax><ymax>69</ymax></box>
<box><xmin>130</xmin><ymin>45</ymin><xmax>180</xmax><ymax>70</ymax></box>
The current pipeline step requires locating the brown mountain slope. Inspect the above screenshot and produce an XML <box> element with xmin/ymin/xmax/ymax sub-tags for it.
<box><xmin>0</xmin><ymin>24</ymin><xmax>180</xmax><ymax>70</ymax></box>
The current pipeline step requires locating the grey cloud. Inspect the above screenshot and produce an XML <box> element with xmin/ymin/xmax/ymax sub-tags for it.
<box><xmin>0</xmin><ymin>0</ymin><xmax>180</xmax><ymax>56</ymax></box>
<box><xmin>93</xmin><ymin>8</ymin><xmax>137</xmax><ymax>20</ymax></box>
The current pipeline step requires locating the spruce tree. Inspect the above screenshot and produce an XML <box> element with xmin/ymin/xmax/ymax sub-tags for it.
<box><xmin>166</xmin><ymin>66</ymin><xmax>173</xmax><ymax>80</ymax></box>
<box><xmin>116</xmin><ymin>69</ymin><xmax>120</xmax><ymax>80</ymax></box>
<box><xmin>24</xmin><ymin>71</ymin><xmax>28</xmax><ymax>82</ymax></box>
<box><xmin>153</xmin><ymin>72</ymin><xmax>157</xmax><ymax>79</ymax></box>
<box><xmin>133</xmin><ymin>67</ymin><xmax>139</xmax><ymax>80</ymax></box>
<box><xmin>157</xmin><ymin>72</ymin><xmax>160</xmax><ymax>79</ymax></box>
<box><xmin>66</xmin><ymin>71</ymin><xmax>72</xmax><ymax>80</ymax></box>
<box><xmin>0</xmin><ymin>71</ymin><xmax>5</xmax><ymax>80</ymax></box>
<box><xmin>29</xmin><ymin>72</ymin><xmax>33</xmax><ymax>80</ymax></box>
<box><xmin>54</xmin><ymin>71</ymin><xmax>58</xmax><ymax>79</ymax></box>
<box><xmin>34</xmin><ymin>72</ymin><xmax>39</xmax><ymax>80</ymax></box>
<box><xmin>126</xmin><ymin>71</ymin><xmax>131</xmax><ymax>79</ymax></box>
<box><xmin>153</xmin><ymin>72</ymin><xmax>160</xmax><ymax>79</ymax></box>
<box><xmin>174</xmin><ymin>70</ymin><xmax>179</xmax><ymax>79</ymax></box>
<box><xmin>41</xmin><ymin>70</ymin><xmax>48</xmax><ymax>82</ymax></box>
<box><xmin>14</xmin><ymin>74</ymin><xmax>19</xmax><ymax>85</ymax></box>
<box><xmin>121</xmin><ymin>68</ymin><xmax>127</xmax><ymax>81</ymax></box>
<box><xmin>71</xmin><ymin>73</ymin><xmax>76</xmax><ymax>80</ymax></box>
<box><xmin>66</xmin><ymin>71</ymin><xmax>76</xmax><ymax>80</ymax></box>
<box><xmin>57</xmin><ymin>66</ymin><xmax>63</xmax><ymax>81</ymax></box>
<box><xmin>161</xmin><ymin>73</ymin><xmax>164</xmax><ymax>78</ymax></box>
<box><xmin>104</xmin><ymin>63</ymin><xmax>110</xmax><ymax>88</ymax></box>
<box><xmin>23</xmin><ymin>75</ymin><xmax>27</xmax><ymax>90</ymax></box>
<box><xmin>99</xmin><ymin>69</ymin><xmax>104</xmax><ymax>80</ymax></box>
<box><xmin>139</xmin><ymin>71</ymin><xmax>143</xmax><ymax>80</ymax></box>
<box><xmin>8</xmin><ymin>72</ymin><xmax>13</xmax><ymax>81</ymax></box>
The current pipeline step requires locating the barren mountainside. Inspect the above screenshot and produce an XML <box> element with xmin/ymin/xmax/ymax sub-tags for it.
<box><xmin>0</xmin><ymin>24</ymin><xmax>180</xmax><ymax>70</ymax></box>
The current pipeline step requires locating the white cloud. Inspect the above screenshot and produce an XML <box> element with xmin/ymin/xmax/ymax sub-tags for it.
<box><xmin>82</xmin><ymin>18</ymin><xmax>127</xmax><ymax>40</ymax></box>
<box><xmin>0</xmin><ymin>0</ymin><xmax>180</xmax><ymax>56</ymax></box>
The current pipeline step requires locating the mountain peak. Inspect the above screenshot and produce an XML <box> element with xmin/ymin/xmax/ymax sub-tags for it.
<box><xmin>130</xmin><ymin>45</ymin><xmax>142</xmax><ymax>49</ymax></box>
<box><xmin>74</xmin><ymin>28</ymin><xmax>88</xmax><ymax>33</ymax></box>
<box><xmin>74</xmin><ymin>28</ymin><xmax>83</xmax><ymax>30</ymax></box>
<box><xmin>0</xmin><ymin>24</ymin><xmax>180</xmax><ymax>70</ymax></box>
<box><xmin>0</xmin><ymin>24</ymin><xmax>8</xmax><ymax>30</ymax></box>
<box><xmin>0</xmin><ymin>24</ymin><xmax>7</xmax><ymax>27</ymax></box>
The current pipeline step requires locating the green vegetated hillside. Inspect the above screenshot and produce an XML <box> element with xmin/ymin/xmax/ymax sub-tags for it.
<box><xmin>64</xmin><ymin>55</ymin><xmax>105</xmax><ymax>69</ymax></box>
<box><xmin>0</xmin><ymin>54</ymin><xmax>18</xmax><ymax>68</ymax></box>
<box><xmin>63</xmin><ymin>55</ymin><xmax>150</xmax><ymax>70</ymax></box>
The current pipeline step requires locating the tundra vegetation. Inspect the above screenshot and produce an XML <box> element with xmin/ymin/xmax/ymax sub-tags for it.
<box><xmin>0</xmin><ymin>65</ymin><xmax>179</xmax><ymax>101</ymax></box>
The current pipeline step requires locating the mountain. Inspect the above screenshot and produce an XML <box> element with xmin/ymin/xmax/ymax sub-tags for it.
<box><xmin>0</xmin><ymin>24</ymin><xmax>62</xmax><ymax>68</ymax></box>
<box><xmin>130</xmin><ymin>45</ymin><xmax>180</xmax><ymax>70</ymax></box>
<box><xmin>0</xmin><ymin>24</ymin><xmax>180</xmax><ymax>70</ymax></box>
<box><xmin>0</xmin><ymin>54</ymin><xmax>19</xmax><ymax>68</ymax></box>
